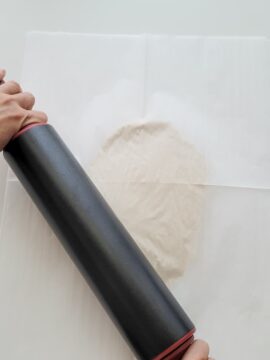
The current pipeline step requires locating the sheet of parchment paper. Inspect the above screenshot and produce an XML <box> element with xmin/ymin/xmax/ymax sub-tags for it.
<box><xmin>0</xmin><ymin>33</ymin><xmax>270</xmax><ymax>360</ymax></box>
<box><xmin>12</xmin><ymin>33</ymin><xmax>270</xmax><ymax>189</ymax></box>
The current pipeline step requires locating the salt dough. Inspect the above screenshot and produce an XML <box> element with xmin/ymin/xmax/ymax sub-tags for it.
<box><xmin>88</xmin><ymin>122</ymin><xmax>206</xmax><ymax>282</ymax></box>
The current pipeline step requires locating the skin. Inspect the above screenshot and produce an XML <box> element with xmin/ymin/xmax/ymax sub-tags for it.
<box><xmin>183</xmin><ymin>340</ymin><xmax>212</xmax><ymax>360</ymax></box>
<box><xmin>0</xmin><ymin>69</ymin><xmax>212</xmax><ymax>359</ymax></box>
<box><xmin>0</xmin><ymin>69</ymin><xmax>47</xmax><ymax>151</ymax></box>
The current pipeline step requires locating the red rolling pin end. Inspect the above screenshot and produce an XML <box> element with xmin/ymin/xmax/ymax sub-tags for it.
<box><xmin>13</xmin><ymin>122</ymin><xmax>48</xmax><ymax>140</ymax></box>
<box><xmin>153</xmin><ymin>329</ymin><xmax>195</xmax><ymax>360</ymax></box>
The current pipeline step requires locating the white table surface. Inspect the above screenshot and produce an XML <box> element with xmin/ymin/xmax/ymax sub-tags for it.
<box><xmin>1</xmin><ymin>0</ymin><xmax>270</xmax><ymax>222</ymax></box>
<box><xmin>1</xmin><ymin>2</ymin><xmax>270</xmax><ymax>359</ymax></box>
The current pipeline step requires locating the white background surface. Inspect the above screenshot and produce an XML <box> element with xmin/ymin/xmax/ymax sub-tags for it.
<box><xmin>1</xmin><ymin>0</ymin><xmax>270</xmax><ymax>81</ymax></box>
<box><xmin>1</xmin><ymin>0</ymin><xmax>270</xmax><ymax>218</ymax></box>
<box><xmin>1</xmin><ymin>0</ymin><xmax>270</xmax><ymax>231</ymax></box>
<box><xmin>1</xmin><ymin>2</ymin><xmax>270</xmax><ymax>359</ymax></box>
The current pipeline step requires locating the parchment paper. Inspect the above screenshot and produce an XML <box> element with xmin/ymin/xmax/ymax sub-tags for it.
<box><xmin>0</xmin><ymin>33</ymin><xmax>269</xmax><ymax>359</ymax></box>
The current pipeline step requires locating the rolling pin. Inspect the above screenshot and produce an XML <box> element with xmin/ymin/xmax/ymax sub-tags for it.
<box><xmin>4</xmin><ymin>122</ymin><xmax>195</xmax><ymax>360</ymax></box>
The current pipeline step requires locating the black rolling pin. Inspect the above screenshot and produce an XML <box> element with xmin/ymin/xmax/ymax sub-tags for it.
<box><xmin>4</xmin><ymin>122</ymin><xmax>195</xmax><ymax>360</ymax></box>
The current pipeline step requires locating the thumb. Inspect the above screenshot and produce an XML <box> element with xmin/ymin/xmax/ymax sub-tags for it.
<box><xmin>182</xmin><ymin>340</ymin><xmax>209</xmax><ymax>360</ymax></box>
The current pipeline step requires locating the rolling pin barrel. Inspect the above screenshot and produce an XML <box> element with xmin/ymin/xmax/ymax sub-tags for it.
<box><xmin>4</xmin><ymin>123</ymin><xmax>195</xmax><ymax>360</ymax></box>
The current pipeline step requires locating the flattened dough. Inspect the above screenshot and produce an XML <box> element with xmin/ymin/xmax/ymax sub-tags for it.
<box><xmin>89</xmin><ymin>122</ymin><xmax>206</xmax><ymax>282</ymax></box>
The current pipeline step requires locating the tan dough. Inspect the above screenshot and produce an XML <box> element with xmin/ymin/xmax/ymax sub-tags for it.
<box><xmin>88</xmin><ymin>121</ymin><xmax>206</xmax><ymax>283</ymax></box>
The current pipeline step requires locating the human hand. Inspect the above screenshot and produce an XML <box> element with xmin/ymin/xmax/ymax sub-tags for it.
<box><xmin>0</xmin><ymin>69</ymin><xmax>47</xmax><ymax>150</ymax></box>
<box><xmin>182</xmin><ymin>340</ymin><xmax>213</xmax><ymax>360</ymax></box>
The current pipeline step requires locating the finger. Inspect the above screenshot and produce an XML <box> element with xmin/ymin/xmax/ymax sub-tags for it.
<box><xmin>0</xmin><ymin>69</ymin><xmax>6</xmax><ymax>82</ymax></box>
<box><xmin>22</xmin><ymin>110</ymin><xmax>48</xmax><ymax>126</ymax></box>
<box><xmin>0</xmin><ymin>81</ymin><xmax>22</xmax><ymax>95</ymax></box>
<box><xmin>12</xmin><ymin>92</ymin><xmax>35</xmax><ymax>110</ymax></box>
<box><xmin>182</xmin><ymin>340</ymin><xmax>209</xmax><ymax>360</ymax></box>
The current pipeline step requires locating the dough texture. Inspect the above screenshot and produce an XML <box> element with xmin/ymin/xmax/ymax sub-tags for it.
<box><xmin>88</xmin><ymin>122</ymin><xmax>206</xmax><ymax>282</ymax></box>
